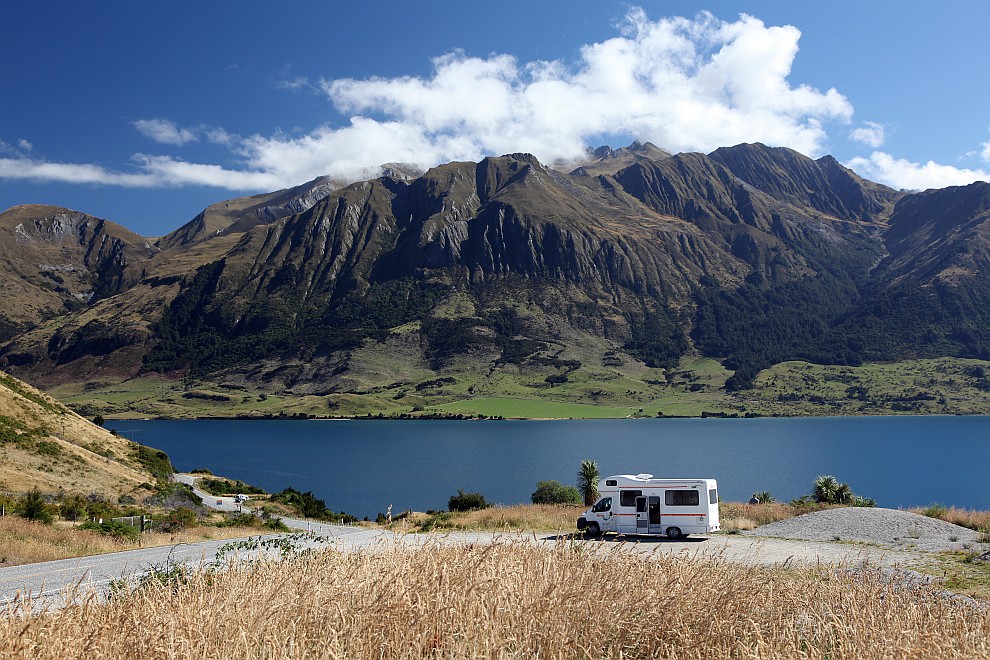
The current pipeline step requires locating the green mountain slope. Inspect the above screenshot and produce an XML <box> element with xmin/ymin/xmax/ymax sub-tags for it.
<box><xmin>1</xmin><ymin>143</ymin><xmax>989</xmax><ymax>417</ymax></box>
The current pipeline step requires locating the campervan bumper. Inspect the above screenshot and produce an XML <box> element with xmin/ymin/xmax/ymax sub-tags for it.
<box><xmin>576</xmin><ymin>516</ymin><xmax>589</xmax><ymax>530</ymax></box>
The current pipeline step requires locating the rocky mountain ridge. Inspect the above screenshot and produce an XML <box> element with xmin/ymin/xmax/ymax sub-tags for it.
<box><xmin>1</xmin><ymin>143</ymin><xmax>988</xmax><ymax>410</ymax></box>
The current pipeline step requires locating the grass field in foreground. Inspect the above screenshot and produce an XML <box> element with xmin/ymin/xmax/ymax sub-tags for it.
<box><xmin>3</xmin><ymin>541</ymin><xmax>988</xmax><ymax>658</ymax></box>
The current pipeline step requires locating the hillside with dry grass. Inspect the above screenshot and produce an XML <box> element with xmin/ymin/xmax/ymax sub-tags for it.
<box><xmin>0</xmin><ymin>370</ymin><xmax>155</xmax><ymax>496</ymax></box>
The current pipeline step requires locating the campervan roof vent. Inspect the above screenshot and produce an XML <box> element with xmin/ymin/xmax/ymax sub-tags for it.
<box><xmin>636</xmin><ymin>473</ymin><xmax>653</xmax><ymax>480</ymax></box>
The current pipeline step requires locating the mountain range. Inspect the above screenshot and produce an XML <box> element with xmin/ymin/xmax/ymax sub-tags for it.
<box><xmin>1</xmin><ymin>142</ymin><xmax>989</xmax><ymax>417</ymax></box>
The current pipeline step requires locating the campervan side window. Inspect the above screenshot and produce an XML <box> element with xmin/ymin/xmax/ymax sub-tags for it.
<box><xmin>591</xmin><ymin>497</ymin><xmax>612</xmax><ymax>513</ymax></box>
<box><xmin>709</xmin><ymin>488</ymin><xmax>718</xmax><ymax>505</ymax></box>
<box><xmin>619</xmin><ymin>490</ymin><xmax>642</xmax><ymax>507</ymax></box>
<box><xmin>665</xmin><ymin>490</ymin><xmax>700</xmax><ymax>506</ymax></box>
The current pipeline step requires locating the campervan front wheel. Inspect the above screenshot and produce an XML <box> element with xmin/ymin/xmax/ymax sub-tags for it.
<box><xmin>584</xmin><ymin>522</ymin><xmax>601</xmax><ymax>537</ymax></box>
<box><xmin>665</xmin><ymin>526</ymin><xmax>682</xmax><ymax>540</ymax></box>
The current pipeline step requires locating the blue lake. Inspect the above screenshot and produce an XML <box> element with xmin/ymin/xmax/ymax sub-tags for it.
<box><xmin>115</xmin><ymin>416</ymin><xmax>990</xmax><ymax>519</ymax></box>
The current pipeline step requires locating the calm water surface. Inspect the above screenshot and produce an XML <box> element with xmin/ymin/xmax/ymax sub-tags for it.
<box><xmin>117</xmin><ymin>417</ymin><xmax>990</xmax><ymax>519</ymax></box>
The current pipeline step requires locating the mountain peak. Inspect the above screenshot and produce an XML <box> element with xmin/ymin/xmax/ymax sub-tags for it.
<box><xmin>568</xmin><ymin>141</ymin><xmax>672</xmax><ymax>177</ymax></box>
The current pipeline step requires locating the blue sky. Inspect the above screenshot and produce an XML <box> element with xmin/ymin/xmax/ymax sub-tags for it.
<box><xmin>2</xmin><ymin>1</ymin><xmax>988</xmax><ymax>237</ymax></box>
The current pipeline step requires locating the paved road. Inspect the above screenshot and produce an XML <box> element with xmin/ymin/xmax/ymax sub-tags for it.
<box><xmin>173</xmin><ymin>473</ymin><xmax>248</xmax><ymax>513</ymax></box>
<box><xmin>0</xmin><ymin>524</ymin><xmax>383</xmax><ymax>611</ymax></box>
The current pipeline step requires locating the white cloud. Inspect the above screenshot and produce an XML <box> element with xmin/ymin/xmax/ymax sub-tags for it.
<box><xmin>0</xmin><ymin>154</ymin><xmax>280</xmax><ymax>189</ymax></box>
<box><xmin>0</xmin><ymin>9</ymin><xmax>856</xmax><ymax>191</ymax></box>
<box><xmin>981</xmin><ymin>139</ymin><xmax>990</xmax><ymax>163</ymax></box>
<box><xmin>276</xmin><ymin>76</ymin><xmax>317</xmax><ymax>93</ymax></box>
<box><xmin>134</xmin><ymin>118</ymin><xmax>198</xmax><ymax>146</ymax></box>
<box><xmin>308</xmin><ymin>10</ymin><xmax>853</xmax><ymax>178</ymax></box>
<box><xmin>845</xmin><ymin>152</ymin><xmax>989</xmax><ymax>190</ymax></box>
<box><xmin>205</xmin><ymin>127</ymin><xmax>237</xmax><ymax>147</ymax></box>
<box><xmin>849</xmin><ymin>122</ymin><xmax>886</xmax><ymax>148</ymax></box>
<box><xmin>0</xmin><ymin>139</ymin><xmax>32</xmax><ymax>157</ymax></box>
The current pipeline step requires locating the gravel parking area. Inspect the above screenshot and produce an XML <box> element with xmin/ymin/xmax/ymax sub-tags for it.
<box><xmin>744</xmin><ymin>507</ymin><xmax>983</xmax><ymax>553</ymax></box>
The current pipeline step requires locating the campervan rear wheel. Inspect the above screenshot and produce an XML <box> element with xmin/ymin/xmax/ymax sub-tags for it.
<box><xmin>665</xmin><ymin>527</ymin><xmax>682</xmax><ymax>540</ymax></box>
<box><xmin>585</xmin><ymin>522</ymin><xmax>601</xmax><ymax>537</ymax></box>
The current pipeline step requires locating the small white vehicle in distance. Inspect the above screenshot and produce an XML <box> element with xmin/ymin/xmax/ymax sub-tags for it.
<box><xmin>577</xmin><ymin>474</ymin><xmax>720</xmax><ymax>539</ymax></box>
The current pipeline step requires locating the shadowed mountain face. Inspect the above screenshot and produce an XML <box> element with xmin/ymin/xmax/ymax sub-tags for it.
<box><xmin>1</xmin><ymin>143</ymin><xmax>989</xmax><ymax>393</ymax></box>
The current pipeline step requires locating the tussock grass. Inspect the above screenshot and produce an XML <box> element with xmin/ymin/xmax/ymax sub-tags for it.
<box><xmin>0</xmin><ymin>517</ymin><xmax>262</xmax><ymax>566</ymax></box>
<box><xmin>407</xmin><ymin>504</ymin><xmax>583</xmax><ymax>533</ymax></box>
<box><xmin>3</xmin><ymin>541</ymin><xmax>989</xmax><ymax>658</ymax></box>
<box><xmin>719</xmin><ymin>502</ymin><xmax>813</xmax><ymax>531</ymax></box>
<box><xmin>908</xmin><ymin>505</ymin><xmax>990</xmax><ymax>532</ymax></box>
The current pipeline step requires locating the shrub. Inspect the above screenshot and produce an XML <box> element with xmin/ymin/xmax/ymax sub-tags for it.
<box><xmin>922</xmin><ymin>503</ymin><xmax>949</xmax><ymax>519</ymax></box>
<box><xmin>270</xmin><ymin>487</ymin><xmax>357</xmax><ymax>523</ymax></box>
<box><xmin>158</xmin><ymin>507</ymin><xmax>198</xmax><ymax>532</ymax></box>
<box><xmin>531</xmin><ymin>480</ymin><xmax>582</xmax><ymax>505</ymax></box>
<box><xmin>812</xmin><ymin>475</ymin><xmax>855</xmax><ymax>505</ymax></box>
<box><xmin>199</xmin><ymin>477</ymin><xmax>266</xmax><ymax>496</ymax></box>
<box><xmin>18</xmin><ymin>489</ymin><xmax>53</xmax><ymax>524</ymax></box>
<box><xmin>85</xmin><ymin>495</ymin><xmax>119</xmax><ymax>520</ymax></box>
<box><xmin>754</xmin><ymin>491</ymin><xmax>775</xmax><ymax>504</ymax></box>
<box><xmin>217</xmin><ymin>513</ymin><xmax>259</xmax><ymax>528</ymax></box>
<box><xmin>59</xmin><ymin>494</ymin><xmax>88</xmax><ymax>521</ymax></box>
<box><xmin>448</xmin><ymin>489</ymin><xmax>490</xmax><ymax>512</ymax></box>
<box><xmin>133</xmin><ymin>444</ymin><xmax>174</xmax><ymax>481</ymax></box>
<box><xmin>80</xmin><ymin>519</ymin><xmax>141</xmax><ymax>541</ymax></box>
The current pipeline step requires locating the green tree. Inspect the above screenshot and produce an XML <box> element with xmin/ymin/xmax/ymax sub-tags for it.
<box><xmin>577</xmin><ymin>460</ymin><xmax>600</xmax><ymax>506</ymax></box>
<box><xmin>19</xmin><ymin>488</ymin><xmax>53</xmax><ymax>524</ymax></box>
<box><xmin>531</xmin><ymin>480</ymin><xmax>582</xmax><ymax>505</ymax></box>
<box><xmin>754</xmin><ymin>491</ymin><xmax>775</xmax><ymax>504</ymax></box>
<box><xmin>448</xmin><ymin>489</ymin><xmax>489</xmax><ymax>512</ymax></box>
<box><xmin>59</xmin><ymin>493</ymin><xmax>88</xmax><ymax>521</ymax></box>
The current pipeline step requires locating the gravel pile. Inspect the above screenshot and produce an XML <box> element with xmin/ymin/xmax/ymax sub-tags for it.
<box><xmin>745</xmin><ymin>507</ymin><xmax>984</xmax><ymax>553</ymax></box>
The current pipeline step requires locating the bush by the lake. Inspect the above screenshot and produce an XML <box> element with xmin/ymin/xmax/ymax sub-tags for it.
<box><xmin>531</xmin><ymin>480</ymin><xmax>582</xmax><ymax>505</ymax></box>
<box><xmin>448</xmin><ymin>489</ymin><xmax>490</xmax><ymax>512</ymax></box>
<box><xmin>810</xmin><ymin>474</ymin><xmax>874</xmax><ymax>506</ymax></box>
<box><xmin>754</xmin><ymin>490</ymin><xmax>775</xmax><ymax>504</ymax></box>
<box><xmin>271</xmin><ymin>487</ymin><xmax>357</xmax><ymax>523</ymax></box>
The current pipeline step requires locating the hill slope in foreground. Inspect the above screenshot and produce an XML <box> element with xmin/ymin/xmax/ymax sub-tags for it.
<box><xmin>0</xmin><ymin>371</ymin><xmax>155</xmax><ymax>495</ymax></box>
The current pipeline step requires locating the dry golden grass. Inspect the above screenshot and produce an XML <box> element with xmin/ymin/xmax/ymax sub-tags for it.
<box><xmin>907</xmin><ymin>506</ymin><xmax>990</xmax><ymax>532</ymax></box>
<box><xmin>0</xmin><ymin>371</ymin><xmax>154</xmax><ymax>495</ymax></box>
<box><xmin>0</xmin><ymin>516</ymin><xmax>263</xmax><ymax>566</ymax></box>
<box><xmin>3</xmin><ymin>541</ymin><xmax>989</xmax><ymax>658</ymax></box>
<box><xmin>404</xmin><ymin>503</ymin><xmax>584</xmax><ymax>533</ymax></box>
<box><xmin>717</xmin><ymin>501</ymin><xmax>814</xmax><ymax>531</ymax></box>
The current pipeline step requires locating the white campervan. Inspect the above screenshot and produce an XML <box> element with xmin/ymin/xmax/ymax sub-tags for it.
<box><xmin>577</xmin><ymin>474</ymin><xmax>720</xmax><ymax>539</ymax></box>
